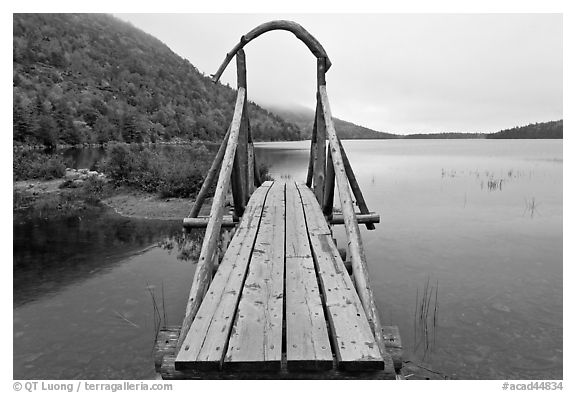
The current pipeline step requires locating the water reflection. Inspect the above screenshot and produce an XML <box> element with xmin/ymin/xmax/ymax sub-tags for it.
<box><xmin>13</xmin><ymin>139</ymin><xmax>562</xmax><ymax>380</ymax></box>
<box><xmin>13</xmin><ymin>207</ymin><xmax>206</xmax><ymax>379</ymax></box>
<box><xmin>13</xmin><ymin>209</ymin><xmax>194</xmax><ymax>307</ymax></box>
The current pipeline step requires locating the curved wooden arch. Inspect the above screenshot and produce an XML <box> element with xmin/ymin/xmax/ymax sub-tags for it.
<box><xmin>211</xmin><ymin>20</ymin><xmax>332</xmax><ymax>82</ymax></box>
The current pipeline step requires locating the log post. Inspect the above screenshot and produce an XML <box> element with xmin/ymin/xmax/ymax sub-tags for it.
<box><xmin>231</xmin><ymin>49</ymin><xmax>248</xmax><ymax>217</ymax></box>
<box><xmin>187</xmin><ymin>126</ymin><xmax>231</xmax><ymax>219</ymax></box>
<box><xmin>251</xmin><ymin>118</ymin><xmax>262</xmax><ymax>187</ymax></box>
<box><xmin>247</xmin><ymin>141</ymin><xmax>255</xmax><ymax>196</ymax></box>
<box><xmin>176</xmin><ymin>88</ymin><xmax>246</xmax><ymax>352</ymax></box>
<box><xmin>318</xmin><ymin>85</ymin><xmax>386</xmax><ymax>357</ymax></box>
<box><xmin>313</xmin><ymin>57</ymin><xmax>327</xmax><ymax>204</ymax></box>
<box><xmin>323</xmin><ymin>147</ymin><xmax>335</xmax><ymax>217</ymax></box>
<box><xmin>247</xmin><ymin>114</ymin><xmax>255</xmax><ymax>195</ymax></box>
<box><xmin>306</xmin><ymin>105</ymin><xmax>318</xmax><ymax>187</ymax></box>
<box><xmin>338</xmin><ymin>139</ymin><xmax>376</xmax><ymax>230</ymax></box>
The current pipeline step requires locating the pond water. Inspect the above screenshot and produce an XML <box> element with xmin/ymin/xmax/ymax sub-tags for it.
<box><xmin>13</xmin><ymin>139</ymin><xmax>562</xmax><ymax>379</ymax></box>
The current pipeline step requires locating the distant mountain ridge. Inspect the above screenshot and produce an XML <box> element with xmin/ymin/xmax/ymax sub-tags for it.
<box><xmin>267</xmin><ymin>104</ymin><xmax>398</xmax><ymax>139</ymax></box>
<box><xmin>13</xmin><ymin>13</ymin><xmax>302</xmax><ymax>147</ymax></box>
<box><xmin>268</xmin><ymin>104</ymin><xmax>562</xmax><ymax>140</ymax></box>
<box><xmin>486</xmin><ymin>120</ymin><xmax>562</xmax><ymax>139</ymax></box>
<box><xmin>12</xmin><ymin>14</ymin><xmax>562</xmax><ymax>147</ymax></box>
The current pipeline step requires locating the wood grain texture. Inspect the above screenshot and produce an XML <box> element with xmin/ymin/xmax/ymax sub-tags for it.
<box><xmin>156</xmin><ymin>326</ymin><xmax>396</xmax><ymax>379</ymax></box>
<box><xmin>247</xmin><ymin>142</ymin><xmax>254</xmax><ymax>196</ymax></box>
<box><xmin>212</xmin><ymin>20</ymin><xmax>332</xmax><ymax>83</ymax></box>
<box><xmin>162</xmin><ymin>354</ymin><xmax>398</xmax><ymax>379</ymax></box>
<box><xmin>230</xmin><ymin>49</ymin><xmax>249</xmax><ymax>217</ymax></box>
<box><xmin>296</xmin><ymin>183</ymin><xmax>384</xmax><ymax>371</ymax></box>
<box><xmin>318</xmin><ymin>86</ymin><xmax>386</xmax><ymax>357</ymax></box>
<box><xmin>183</xmin><ymin>213</ymin><xmax>379</xmax><ymax>229</ymax></box>
<box><xmin>176</xmin><ymin>88</ymin><xmax>246</xmax><ymax>352</ymax></box>
<box><xmin>323</xmin><ymin>147</ymin><xmax>335</xmax><ymax>216</ymax></box>
<box><xmin>224</xmin><ymin>181</ymin><xmax>286</xmax><ymax>370</ymax></box>
<box><xmin>338</xmin><ymin>139</ymin><xmax>376</xmax><ymax>230</ymax></box>
<box><xmin>285</xmin><ymin>181</ymin><xmax>333</xmax><ymax>370</ymax></box>
<box><xmin>175</xmin><ymin>182</ymin><xmax>272</xmax><ymax>369</ymax></box>
<box><xmin>313</xmin><ymin>94</ymin><xmax>326</xmax><ymax>205</ymax></box>
<box><xmin>306</xmin><ymin>103</ymin><xmax>319</xmax><ymax>188</ymax></box>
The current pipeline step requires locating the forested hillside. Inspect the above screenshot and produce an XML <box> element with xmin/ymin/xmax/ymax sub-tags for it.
<box><xmin>13</xmin><ymin>14</ymin><xmax>302</xmax><ymax>147</ymax></box>
<box><xmin>486</xmin><ymin>120</ymin><xmax>563</xmax><ymax>139</ymax></box>
<box><xmin>268</xmin><ymin>104</ymin><xmax>398</xmax><ymax>139</ymax></box>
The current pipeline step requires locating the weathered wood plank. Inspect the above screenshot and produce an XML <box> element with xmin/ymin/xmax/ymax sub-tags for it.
<box><xmin>318</xmin><ymin>86</ymin><xmax>386</xmax><ymax>356</ymax></box>
<box><xmin>382</xmin><ymin>325</ymin><xmax>403</xmax><ymax>372</ymax></box>
<box><xmin>338</xmin><ymin>139</ymin><xmax>376</xmax><ymax>230</ymax></box>
<box><xmin>162</xmin><ymin>354</ymin><xmax>398</xmax><ymax>379</ymax></box>
<box><xmin>154</xmin><ymin>327</ymin><xmax>181</xmax><ymax>372</ymax></box>
<box><xmin>224</xmin><ymin>181</ymin><xmax>286</xmax><ymax>370</ymax></box>
<box><xmin>285</xmin><ymin>181</ymin><xmax>333</xmax><ymax>370</ymax></box>
<box><xmin>296</xmin><ymin>183</ymin><xmax>383</xmax><ymax>371</ymax></box>
<box><xmin>176</xmin><ymin>88</ymin><xmax>246</xmax><ymax>352</ymax></box>
<box><xmin>175</xmin><ymin>182</ymin><xmax>272</xmax><ymax>369</ymax></box>
<box><xmin>157</xmin><ymin>326</ymin><xmax>397</xmax><ymax>379</ymax></box>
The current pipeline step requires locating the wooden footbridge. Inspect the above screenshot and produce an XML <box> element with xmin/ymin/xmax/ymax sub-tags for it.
<box><xmin>153</xmin><ymin>21</ymin><xmax>403</xmax><ymax>379</ymax></box>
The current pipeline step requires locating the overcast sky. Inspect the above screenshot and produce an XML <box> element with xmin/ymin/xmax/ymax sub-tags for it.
<box><xmin>115</xmin><ymin>13</ymin><xmax>562</xmax><ymax>134</ymax></box>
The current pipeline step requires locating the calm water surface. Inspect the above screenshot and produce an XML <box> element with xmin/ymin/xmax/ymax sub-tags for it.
<box><xmin>13</xmin><ymin>139</ymin><xmax>562</xmax><ymax>379</ymax></box>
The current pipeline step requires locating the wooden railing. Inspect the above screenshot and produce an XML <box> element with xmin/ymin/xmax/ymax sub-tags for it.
<box><xmin>177</xmin><ymin>21</ymin><xmax>385</xmax><ymax>357</ymax></box>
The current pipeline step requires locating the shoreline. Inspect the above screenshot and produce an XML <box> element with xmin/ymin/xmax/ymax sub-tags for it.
<box><xmin>14</xmin><ymin>177</ymin><xmax>210</xmax><ymax>221</ymax></box>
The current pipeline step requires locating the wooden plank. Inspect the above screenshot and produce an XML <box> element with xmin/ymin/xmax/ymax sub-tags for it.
<box><xmin>162</xmin><ymin>354</ymin><xmax>398</xmax><ymax>380</ymax></box>
<box><xmin>176</xmin><ymin>88</ymin><xmax>246</xmax><ymax>352</ymax></box>
<box><xmin>296</xmin><ymin>183</ymin><xmax>383</xmax><ymax>371</ymax></box>
<box><xmin>318</xmin><ymin>86</ymin><xmax>386</xmax><ymax>356</ymax></box>
<box><xmin>175</xmin><ymin>181</ymin><xmax>272</xmax><ymax>369</ymax></box>
<box><xmin>338</xmin><ymin>139</ymin><xmax>376</xmax><ymax>230</ymax></box>
<box><xmin>382</xmin><ymin>325</ymin><xmax>403</xmax><ymax>372</ymax></box>
<box><xmin>154</xmin><ymin>326</ymin><xmax>181</xmax><ymax>372</ymax></box>
<box><xmin>313</xmin><ymin>94</ymin><xmax>326</xmax><ymax>205</ymax></box>
<box><xmin>224</xmin><ymin>181</ymin><xmax>286</xmax><ymax>370</ymax></box>
<box><xmin>157</xmin><ymin>325</ymin><xmax>397</xmax><ymax>379</ymax></box>
<box><xmin>285</xmin><ymin>181</ymin><xmax>333</xmax><ymax>370</ymax></box>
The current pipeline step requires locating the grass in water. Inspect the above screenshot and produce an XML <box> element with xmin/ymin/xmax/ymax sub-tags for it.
<box><xmin>413</xmin><ymin>276</ymin><xmax>440</xmax><ymax>361</ymax></box>
<box><xmin>146</xmin><ymin>281</ymin><xmax>168</xmax><ymax>351</ymax></box>
<box><xmin>524</xmin><ymin>197</ymin><xmax>540</xmax><ymax>218</ymax></box>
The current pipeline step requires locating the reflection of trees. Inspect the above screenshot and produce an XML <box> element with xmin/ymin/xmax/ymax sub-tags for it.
<box><xmin>158</xmin><ymin>229</ymin><xmax>203</xmax><ymax>263</ymax></box>
<box><xmin>158</xmin><ymin>227</ymin><xmax>235</xmax><ymax>264</ymax></box>
<box><xmin>13</xmin><ymin>210</ymin><xmax>190</xmax><ymax>307</ymax></box>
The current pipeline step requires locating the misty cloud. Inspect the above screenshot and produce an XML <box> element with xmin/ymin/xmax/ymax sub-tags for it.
<box><xmin>116</xmin><ymin>13</ymin><xmax>562</xmax><ymax>134</ymax></box>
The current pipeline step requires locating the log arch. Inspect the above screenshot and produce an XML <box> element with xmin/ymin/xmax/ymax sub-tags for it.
<box><xmin>211</xmin><ymin>20</ymin><xmax>332</xmax><ymax>82</ymax></box>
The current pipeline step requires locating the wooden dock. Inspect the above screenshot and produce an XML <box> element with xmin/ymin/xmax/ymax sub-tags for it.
<box><xmin>153</xmin><ymin>20</ymin><xmax>403</xmax><ymax>379</ymax></box>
